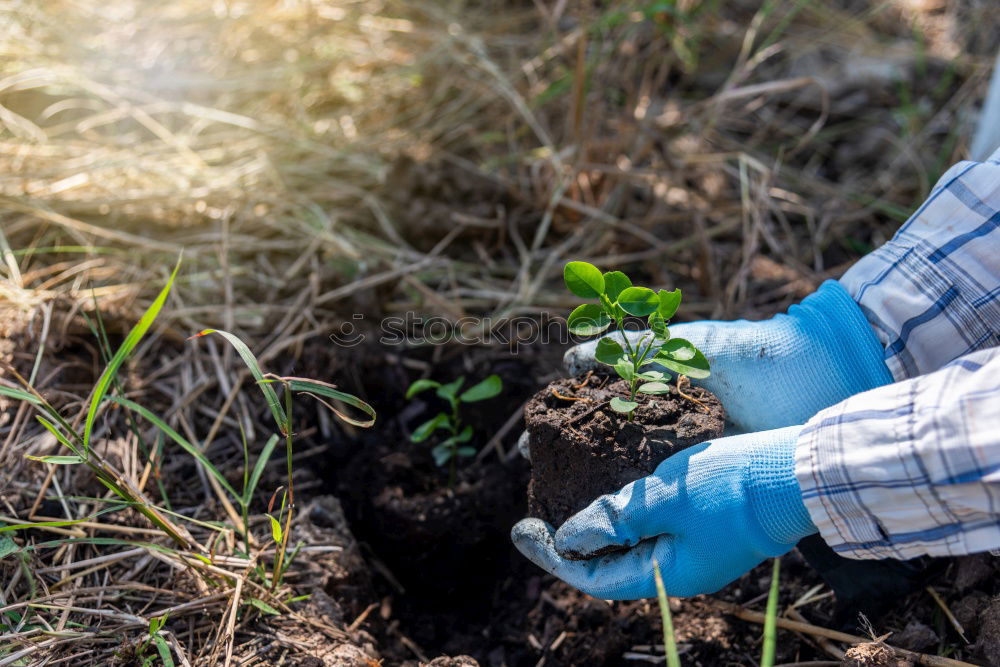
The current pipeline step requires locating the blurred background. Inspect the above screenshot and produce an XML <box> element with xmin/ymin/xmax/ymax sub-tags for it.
<box><xmin>3</xmin><ymin>0</ymin><xmax>997</xmax><ymax>342</ymax></box>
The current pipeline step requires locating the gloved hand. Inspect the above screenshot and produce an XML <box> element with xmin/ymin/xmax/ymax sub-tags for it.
<box><xmin>512</xmin><ymin>426</ymin><xmax>816</xmax><ymax>599</ymax></box>
<box><xmin>563</xmin><ymin>280</ymin><xmax>893</xmax><ymax>433</ymax></box>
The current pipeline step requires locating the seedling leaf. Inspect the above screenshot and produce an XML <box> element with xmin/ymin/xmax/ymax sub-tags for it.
<box><xmin>617</xmin><ymin>286</ymin><xmax>659</xmax><ymax>316</ymax></box>
<box><xmin>85</xmin><ymin>257</ymin><xmax>181</xmax><ymax>454</ymax></box>
<box><xmin>431</xmin><ymin>443</ymin><xmax>452</xmax><ymax>466</ymax></box>
<box><xmin>638</xmin><ymin>382</ymin><xmax>671</xmax><ymax>394</ymax></box>
<box><xmin>602</xmin><ymin>271</ymin><xmax>632</xmax><ymax>301</ymax></box>
<box><xmin>268</xmin><ymin>515</ymin><xmax>282</xmax><ymax>544</ymax></box>
<box><xmin>657</xmin><ymin>289</ymin><xmax>682</xmax><ymax>319</ymax></box>
<box><xmin>456</xmin><ymin>447</ymin><xmax>476</xmax><ymax>457</ymax></box>
<box><xmin>609</xmin><ymin>397</ymin><xmax>638</xmax><ymax>413</ymax></box>
<box><xmin>595</xmin><ymin>337</ymin><xmax>626</xmax><ymax>365</ymax></box>
<box><xmin>406</xmin><ymin>379</ymin><xmax>441</xmax><ymax>399</ymax></box>
<box><xmin>613</xmin><ymin>357</ymin><xmax>635</xmax><ymax>381</ymax></box>
<box><xmin>660</xmin><ymin>337</ymin><xmax>697</xmax><ymax>361</ymax></box>
<box><xmin>460</xmin><ymin>374</ymin><xmax>502</xmax><ymax>402</ymax></box>
<box><xmin>411</xmin><ymin>413</ymin><xmax>450</xmax><ymax>443</ymax></box>
<box><xmin>648</xmin><ymin>312</ymin><xmax>669</xmax><ymax>338</ymax></box>
<box><xmin>567</xmin><ymin>304</ymin><xmax>611</xmax><ymax>336</ymax></box>
<box><xmin>564</xmin><ymin>261</ymin><xmax>605</xmax><ymax>298</ymax></box>
<box><xmin>435</xmin><ymin>377</ymin><xmax>465</xmax><ymax>402</ymax></box>
<box><xmin>654</xmin><ymin>349</ymin><xmax>711</xmax><ymax>379</ymax></box>
<box><xmin>248</xmin><ymin>598</ymin><xmax>281</xmax><ymax>616</ymax></box>
<box><xmin>455</xmin><ymin>425</ymin><xmax>474</xmax><ymax>443</ymax></box>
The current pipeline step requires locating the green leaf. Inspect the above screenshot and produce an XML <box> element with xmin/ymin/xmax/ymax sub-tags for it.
<box><xmin>148</xmin><ymin>615</ymin><xmax>167</xmax><ymax>634</ymax></box>
<box><xmin>24</xmin><ymin>455</ymin><xmax>83</xmax><ymax>465</ymax></box>
<box><xmin>614</xmin><ymin>357</ymin><xmax>636</xmax><ymax>381</ymax></box>
<box><xmin>435</xmin><ymin>377</ymin><xmax>465</xmax><ymax>402</ymax></box>
<box><xmin>85</xmin><ymin>256</ymin><xmax>181</xmax><ymax>455</ymax></box>
<box><xmin>406</xmin><ymin>379</ymin><xmax>441</xmax><ymax>399</ymax></box>
<box><xmin>617</xmin><ymin>287</ymin><xmax>659</xmax><ymax>316</ymax></box>
<box><xmin>0</xmin><ymin>384</ymin><xmax>43</xmax><ymax>406</ymax></box>
<box><xmin>455</xmin><ymin>425</ymin><xmax>473</xmax><ymax>443</ymax></box>
<box><xmin>268</xmin><ymin>515</ymin><xmax>282</xmax><ymax>544</ymax></box>
<box><xmin>35</xmin><ymin>416</ymin><xmax>82</xmax><ymax>456</ymax></box>
<box><xmin>602</xmin><ymin>271</ymin><xmax>632</xmax><ymax>301</ymax></box>
<box><xmin>609</xmin><ymin>397</ymin><xmax>638</xmax><ymax>413</ymax></box>
<box><xmin>638</xmin><ymin>382</ymin><xmax>671</xmax><ymax>394</ymax></box>
<box><xmin>652</xmin><ymin>559</ymin><xmax>682</xmax><ymax>667</ymax></box>
<box><xmin>108</xmin><ymin>396</ymin><xmax>241</xmax><ymax>501</ymax></box>
<box><xmin>657</xmin><ymin>289</ymin><xmax>682</xmax><ymax>319</ymax></box>
<box><xmin>248</xmin><ymin>598</ymin><xmax>281</xmax><ymax>616</ymax></box>
<box><xmin>191</xmin><ymin>328</ymin><xmax>285</xmax><ymax>431</ymax></box>
<box><xmin>0</xmin><ymin>535</ymin><xmax>18</xmax><ymax>559</ymax></box>
<box><xmin>411</xmin><ymin>413</ymin><xmax>451</xmax><ymax>443</ymax></box>
<box><xmin>654</xmin><ymin>349</ymin><xmax>711</xmax><ymax>379</ymax></box>
<box><xmin>456</xmin><ymin>447</ymin><xmax>476</xmax><ymax>457</ymax></box>
<box><xmin>460</xmin><ymin>374</ymin><xmax>502</xmax><ymax>402</ymax></box>
<box><xmin>0</xmin><ymin>518</ymin><xmax>88</xmax><ymax>533</ymax></box>
<box><xmin>637</xmin><ymin>370</ymin><xmax>665</xmax><ymax>381</ymax></box>
<box><xmin>244</xmin><ymin>434</ymin><xmax>281</xmax><ymax>507</ymax></box>
<box><xmin>431</xmin><ymin>443</ymin><xmax>452</xmax><ymax>466</ymax></box>
<box><xmin>152</xmin><ymin>634</ymin><xmax>175</xmax><ymax>667</ymax></box>
<box><xmin>648</xmin><ymin>312</ymin><xmax>669</xmax><ymax>338</ymax></box>
<box><xmin>567</xmin><ymin>304</ymin><xmax>612</xmax><ymax>336</ymax></box>
<box><xmin>564</xmin><ymin>261</ymin><xmax>605</xmax><ymax>298</ymax></box>
<box><xmin>595</xmin><ymin>337</ymin><xmax>626</xmax><ymax>365</ymax></box>
<box><xmin>284</xmin><ymin>377</ymin><xmax>376</xmax><ymax>428</ymax></box>
<box><xmin>659</xmin><ymin>337</ymin><xmax>696</xmax><ymax>361</ymax></box>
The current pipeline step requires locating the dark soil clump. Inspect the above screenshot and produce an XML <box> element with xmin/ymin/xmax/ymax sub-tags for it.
<box><xmin>524</xmin><ymin>375</ymin><xmax>725</xmax><ymax>528</ymax></box>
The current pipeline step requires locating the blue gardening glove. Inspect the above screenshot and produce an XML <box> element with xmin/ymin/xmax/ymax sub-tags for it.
<box><xmin>563</xmin><ymin>280</ymin><xmax>893</xmax><ymax>433</ymax></box>
<box><xmin>511</xmin><ymin>426</ymin><xmax>816</xmax><ymax>599</ymax></box>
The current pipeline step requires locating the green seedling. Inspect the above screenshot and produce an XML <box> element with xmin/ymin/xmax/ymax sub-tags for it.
<box><xmin>406</xmin><ymin>374</ymin><xmax>503</xmax><ymax>486</ymax></box>
<box><xmin>563</xmin><ymin>261</ymin><xmax>710</xmax><ymax>419</ymax></box>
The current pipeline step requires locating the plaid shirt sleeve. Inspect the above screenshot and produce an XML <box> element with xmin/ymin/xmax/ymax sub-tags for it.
<box><xmin>838</xmin><ymin>147</ymin><xmax>1000</xmax><ymax>381</ymax></box>
<box><xmin>794</xmin><ymin>149</ymin><xmax>1000</xmax><ymax>560</ymax></box>
<box><xmin>795</xmin><ymin>346</ymin><xmax>1000</xmax><ymax>559</ymax></box>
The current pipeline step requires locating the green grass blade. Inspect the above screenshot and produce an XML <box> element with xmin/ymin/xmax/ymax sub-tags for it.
<box><xmin>652</xmin><ymin>559</ymin><xmax>681</xmax><ymax>667</ymax></box>
<box><xmin>84</xmin><ymin>257</ymin><xmax>181</xmax><ymax>455</ymax></box>
<box><xmin>244</xmin><ymin>434</ymin><xmax>281</xmax><ymax>507</ymax></box>
<box><xmin>0</xmin><ymin>384</ymin><xmax>43</xmax><ymax>406</ymax></box>
<box><xmin>107</xmin><ymin>396</ymin><xmax>241</xmax><ymax>501</ymax></box>
<box><xmin>761</xmin><ymin>557</ymin><xmax>781</xmax><ymax>667</ymax></box>
<box><xmin>0</xmin><ymin>518</ymin><xmax>88</xmax><ymax>532</ymax></box>
<box><xmin>35</xmin><ymin>416</ymin><xmax>82</xmax><ymax>457</ymax></box>
<box><xmin>284</xmin><ymin>377</ymin><xmax>376</xmax><ymax>427</ymax></box>
<box><xmin>152</xmin><ymin>634</ymin><xmax>175</xmax><ymax>667</ymax></box>
<box><xmin>189</xmin><ymin>329</ymin><xmax>286</xmax><ymax>430</ymax></box>
<box><xmin>24</xmin><ymin>455</ymin><xmax>83</xmax><ymax>465</ymax></box>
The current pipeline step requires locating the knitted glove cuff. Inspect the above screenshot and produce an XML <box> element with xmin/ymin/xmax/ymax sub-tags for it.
<box><xmin>747</xmin><ymin>426</ymin><xmax>816</xmax><ymax>547</ymax></box>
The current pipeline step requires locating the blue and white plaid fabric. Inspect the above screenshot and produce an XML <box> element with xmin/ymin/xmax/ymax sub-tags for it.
<box><xmin>795</xmin><ymin>148</ymin><xmax>1000</xmax><ymax>560</ymax></box>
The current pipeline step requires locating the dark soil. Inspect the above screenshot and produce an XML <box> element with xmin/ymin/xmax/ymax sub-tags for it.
<box><xmin>524</xmin><ymin>375</ymin><xmax>725</xmax><ymax>528</ymax></box>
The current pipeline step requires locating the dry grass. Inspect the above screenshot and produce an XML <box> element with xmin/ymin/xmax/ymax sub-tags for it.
<box><xmin>1</xmin><ymin>0</ymin><xmax>998</xmax><ymax>664</ymax></box>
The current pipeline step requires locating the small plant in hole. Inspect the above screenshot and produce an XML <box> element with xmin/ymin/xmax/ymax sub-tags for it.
<box><xmin>563</xmin><ymin>261</ymin><xmax>710</xmax><ymax>418</ymax></box>
<box><xmin>406</xmin><ymin>374</ymin><xmax>503</xmax><ymax>486</ymax></box>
